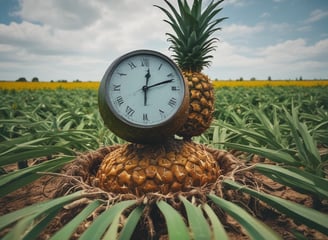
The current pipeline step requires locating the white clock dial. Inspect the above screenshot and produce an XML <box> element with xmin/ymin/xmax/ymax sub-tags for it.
<box><xmin>107</xmin><ymin>52</ymin><xmax>185</xmax><ymax>127</ymax></box>
<box><xmin>98</xmin><ymin>49</ymin><xmax>189</xmax><ymax>143</ymax></box>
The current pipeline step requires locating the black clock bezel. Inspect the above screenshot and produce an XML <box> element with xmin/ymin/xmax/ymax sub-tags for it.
<box><xmin>98</xmin><ymin>49</ymin><xmax>190</xmax><ymax>143</ymax></box>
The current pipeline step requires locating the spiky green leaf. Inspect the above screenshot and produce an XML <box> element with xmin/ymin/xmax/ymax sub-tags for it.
<box><xmin>157</xmin><ymin>200</ymin><xmax>190</xmax><ymax>239</ymax></box>
<box><xmin>180</xmin><ymin>196</ymin><xmax>211</xmax><ymax>239</ymax></box>
<box><xmin>208</xmin><ymin>194</ymin><xmax>282</xmax><ymax>240</ymax></box>
<box><xmin>223</xmin><ymin>179</ymin><xmax>328</xmax><ymax>235</ymax></box>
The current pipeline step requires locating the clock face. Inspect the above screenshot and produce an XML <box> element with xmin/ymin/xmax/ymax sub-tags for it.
<box><xmin>104</xmin><ymin>50</ymin><xmax>186</xmax><ymax>127</ymax></box>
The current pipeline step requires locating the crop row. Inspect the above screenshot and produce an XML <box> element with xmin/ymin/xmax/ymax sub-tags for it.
<box><xmin>1</xmin><ymin>86</ymin><xmax>327</xmax><ymax>239</ymax></box>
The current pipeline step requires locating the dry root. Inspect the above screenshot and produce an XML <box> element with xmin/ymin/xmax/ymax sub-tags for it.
<box><xmin>40</xmin><ymin>144</ymin><xmax>244</xmax><ymax>238</ymax></box>
<box><xmin>35</xmin><ymin>145</ymin><xmax>323</xmax><ymax>239</ymax></box>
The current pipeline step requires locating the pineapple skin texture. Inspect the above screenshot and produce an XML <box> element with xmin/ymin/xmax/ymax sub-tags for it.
<box><xmin>96</xmin><ymin>139</ymin><xmax>219</xmax><ymax>195</ymax></box>
<box><xmin>177</xmin><ymin>72</ymin><xmax>215</xmax><ymax>139</ymax></box>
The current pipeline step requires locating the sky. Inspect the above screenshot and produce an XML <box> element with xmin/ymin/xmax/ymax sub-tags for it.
<box><xmin>0</xmin><ymin>0</ymin><xmax>327</xmax><ymax>81</ymax></box>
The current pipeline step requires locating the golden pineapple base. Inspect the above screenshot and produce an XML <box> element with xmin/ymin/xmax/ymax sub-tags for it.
<box><xmin>96</xmin><ymin>139</ymin><xmax>219</xmax><ymax>195</ymax></box>
<box><xmin>1</xmin><ymin>146</ymin><xmax>326</xmax><ymax>239</ymax></box>
<box><xmin>177</xmin><ymin>72</ymin><xmax>214</xmax><ymax>138</ymax></box>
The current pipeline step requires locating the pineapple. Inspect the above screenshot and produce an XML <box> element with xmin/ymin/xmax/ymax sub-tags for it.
<box><xmin>155</xmin><ymin>0</ymin><xmax>227</xmax><ymax>138</ymax></box>
<box><xmin>96</xmin><ymin>139</ymin><xmax>219</xmax><ymax>195</ymax></box>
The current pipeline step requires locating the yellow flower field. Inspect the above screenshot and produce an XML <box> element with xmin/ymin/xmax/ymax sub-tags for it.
<box><xmin>0</xmin><ymin>80</ymin><xmax>327</xmax><ymax>90</ymax></box>
<box><xmin>0</xmin><ymin>81</ymin><xmax>100</xmax><ymax>90</ymax></box>
<box><xmin>212</xmin><ymin>80</ymin><xmax>328</xmax><ymax>88</ymax></box>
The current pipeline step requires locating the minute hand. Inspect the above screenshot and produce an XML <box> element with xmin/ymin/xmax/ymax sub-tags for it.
<box><xmin>145</xmin><ymin>79</ymin><xmax>174</xmax><ymax>90</ymax></box>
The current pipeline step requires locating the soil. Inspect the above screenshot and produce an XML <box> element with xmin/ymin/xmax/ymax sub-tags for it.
<box><xmin>1</xmin><ymin>146</ymin><xmax>327</xmax><ymax>240</ymax></box>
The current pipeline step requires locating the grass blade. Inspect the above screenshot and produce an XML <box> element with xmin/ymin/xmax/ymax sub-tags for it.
<box><xmin>0</xmin><ymin>156</ymin><xmax>74</xmax><ymax>197</ymax></box>
<box><xmin>50</xmin><ymin>200</ymin><xmax>102</xmax><ymax>240</ymax></box>
<box><xmin>0</xmin><ymin>190</ymin><xmax>85</xmax><ymax>230</ymax></box>
<box><xmin>223</xmin><ymin>142</ymin><xmax>298</xmax><ymax>166</ymax></box>
<box><xmin>0</xmin><ymin>146</ymin><xmax>74</xmax><ymax>166</ymax></box>
<box><xmin>180</xmin><ymin>196</ymin><xmax>211</xmax><ymax>240</ymax></box>
<box><xmin>118</xmin><ymin>205</ymin><xmax>144</xmax><ymax>240</ymax></box>
<box><xmin>208</xmin><ymin>194</ymin><xmax>282</xmax><ymax>240</ymax></box>
<box><xmin>203</xmin><ymin>203</ymin><xmax>229</xmax><ymax>240</ymax></box>
<box><xmin>157</xmin><ymin>200</ymin><xmax>190</xmax><ymax>240</ymax></box>
<box><xmin>223</xmin><ymin>179</ymin><xmax>328</xmax><ymax>235</ymax></box>
<box><xmin>22</xmin><ymin>207</ymin><xmax>61</xmax><ymax>240</ymax></box>
<box><xmin>284</xmin><ymin>106</ymin><xmax>321</xmax><ymax>170</ymax></box>
<box><xmin>255</xmin><ymin>163</ymin><xmax>328</xmax><ymax>199</ymax></box>
<box><xmin>79</xmin><ymin>200</ymin><xmax>136</xmax><ymax>240</ymax></box>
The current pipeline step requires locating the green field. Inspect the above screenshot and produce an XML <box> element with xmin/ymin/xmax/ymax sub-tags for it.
<box><xmin>1</xmin><ymin>86</ymin><xmax>328</xmax><ymax>239</ymax></box>
<box><xmin>1</xmin><ymin>86</ymin><xmax>327</xmax><ymax>153</ymax></box>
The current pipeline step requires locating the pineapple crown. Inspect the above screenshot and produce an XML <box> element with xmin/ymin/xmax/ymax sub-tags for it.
<box><xmin>155</xmin><ymin>0</ymin><xmax>227</xmax><ymax>72</ymax></box>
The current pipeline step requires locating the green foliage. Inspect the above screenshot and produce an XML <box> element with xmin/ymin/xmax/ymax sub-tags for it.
<box><xmin>0</xmin><ymin>86</ymin><xmax>327</xmax><ymax>239</ymax></box>
<box><xmin>208</xmin><ymin>194</ymin><xmax>283</xmax><ymax>240</ymax></box>
<box><xmin>206</xmin><ymin>86</ymin><xmax>328</xmax><ymax>170</ymax></box>
<box><xmin>154</xmin><ymin>0</ymin><xmax>227</xmax><ymax>71</ymax></box>
<box><xmin>223</xmin><ymin>180</ymin><xmax>328</xmax><ymax>235</ymax></box>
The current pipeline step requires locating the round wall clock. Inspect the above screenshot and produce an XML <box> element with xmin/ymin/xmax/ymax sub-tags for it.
<box><xmin>98</xmin><ymin>49</ymin><xmax>189</xmax><ymax>143</ymax></box>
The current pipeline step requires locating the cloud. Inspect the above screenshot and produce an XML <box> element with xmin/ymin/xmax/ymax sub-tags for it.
<box><xmin>209</xmin><ymin>38</ymin><xmax>328</xmax><ymax>80</ymax></box>
<box><xmin>222</xmin><ymin>0</ymin><xmax>252</xmax><ymax>7</ymax></box>
<box><xmin>0</xmin><ymin>0</ymin><xmax>327</xmax><ymax>81</ymax></box>
<box><xmin>14</xmin><ymin>0</ymin><xmax>101</xmax><ymax>30</ymax></box>
<box><xmin>0</xmin><ymin>0</ymin><xmax>173</xmax><ymax>80</ymax></box>
<box><xmin>260</xmin><ymin>12</ymin><xmax>271</xmax><ymax>18</ymax></box>
<box><xmin>305</xmin><ymin>9</ymin><xmax>328</xmax><ymax>23</ymax></box>
<box><xmin>223</xmin><ymin>23</ymin><xmax>264</xmax><ymax>37</ymax></box>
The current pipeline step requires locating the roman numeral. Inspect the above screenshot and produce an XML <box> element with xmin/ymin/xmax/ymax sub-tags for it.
<box><xmin>143</xmin><ymin>113</ymin><xmax>149</xmax><ymax>122</ymax></box>
<box><xmin>171</xmin><ymin>86</ymin><xmax>180</xmax><ymax>91</ymax></box>
<box><xmin>125</xmin><ymin>106</ymin><xmax>135</xmax><ymax>116</ymax></box>
<box><xmin>141</xmin><ymin>58</ymin><xmax>149</xmax><ymax>67</ymax></box>
<box><xmin>128</xmin><ymin>61</ymin><xmax>137</xmax><ymax>69</ymax></box>
<box><xmin>167</xmin><ymin>73</ymin><xmax>174</xmax><ymax>78</ymax></box>
<box><xmin>117</xmin><ymin>72</ymin><xmax>127</xmax><ymax>76</ymax></box>
<box><xmin>115</xmin><ymin>96</ymin><xmax>124</xmax><ymax>106</ymax></box>
<box><xmin>159</xmin><ymin>109</ymin><xmax>165</xmax><ymax>118</ymax></box>
<box><xmin>168</xmin><ymin>97</ymin><xmax>177</xmax><ymax>107</ymax></box>
<box><xmin>158</xmin><ymin>63</ymin><xmax>163</xmax><ymax>70</ymax></box>
<box><xmin>113</xmin><ymin>84</ymin><xmax>121</xmax><ymax>91</ymax></box>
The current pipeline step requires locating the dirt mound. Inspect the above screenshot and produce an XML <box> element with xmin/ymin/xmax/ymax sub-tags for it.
<box><xmin>1</xmin><ymin>146</ymin><xmax>327</xmax><ymax>239</ymax></box>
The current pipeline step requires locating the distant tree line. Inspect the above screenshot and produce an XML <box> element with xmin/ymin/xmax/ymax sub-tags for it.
<box><xmin>16</xmin><ymin>77</ymin><xmax>82</xmax><ymax>82</ymax></box>
<box><xmin>16</xmin><ymin>77</ymin><xmax>39</xmax><ymax>82</ymax></box>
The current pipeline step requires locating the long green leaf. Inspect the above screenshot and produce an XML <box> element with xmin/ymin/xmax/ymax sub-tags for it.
<box><xmin>180</xmin><ymin>196</ymin><xmax>211</xmax><ymax>240</ymax></box>
<box><xmin>50</xmin><ymin>200</ymin><xmax>102</xmax><ymax>240</ymax></box>
<box><xmin>157</xmin><ymin>200</ymin><xmax>190</xmax><ymax>240</ymax></box>
<box><xmin>79</xmin><ymin>200</ymin><xmax>136</xmax><ymax>240</ymax></box>
<box><xmin>0</xmin><ymin>190</ymin><xmax>85</xmax><ymax>230</ymax></box>
<box><xmin>0</xmin><ymin>146</ymin><xmax>74</xmax><ymax>166</ymax></box>
<box><xmin>102</xmin><ymin>211</ymin><xmax>122</xmax><ymax>239</ymax></box>
<box><xmin>223</xmin><ymin>179</ymin><xmax>328</xmax><ymax>235</ymax></box>
<box><xmin>284</xmin><ymin>106</ymin><xmax>321</xmax><ymax>169</ymax></box>
<box><xmin>223</xmin><ymin>142</ymin><xmax>298</xmax><ymax>165</ymax></box>
<box><xmin>22</xmin><ymin>207</ymin><xmax>61</xmax><ymax>240</ymax></box>
<box><xmin>0</xmin><ymin>156</ymin><xmax>74</xmax><ymax>197</ymax></box>
<box><xmin>202</xmin><ymin>203</ymin><xmax>229</xmax><ymax>240</ymax></box>
<box><xmin>208</xmin><ymin>194</ymin><xmax>282</xmax><ymax>240</ymax></box>
<box><xmin>118</xmin><ymin>206</ymin><xmax>144</xmax><ymax>240</ymax></box>
<box><xmin>2</xmin><ymin>212</ymin><xmax>41</xmax><ymax>240</ymax></box>
<box><xmin>255</xmin><ymin>163</ymin><xmax>328</xmax><ymax>199</ymax></box>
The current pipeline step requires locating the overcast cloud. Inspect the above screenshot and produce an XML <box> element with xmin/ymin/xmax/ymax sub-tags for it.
<box><xmin>0</xmin><ymin>0</ymin><xmax>327</xmax><ymax>81</ymax></box>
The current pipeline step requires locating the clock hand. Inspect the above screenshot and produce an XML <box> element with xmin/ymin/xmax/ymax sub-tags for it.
<box><xmin>143</xmin><ymin>68</ymin><xmax>151</xmax><ymax>106</ymax></box>
<box><xmin>145</xmin><ymin>79</ymin><xmax>174</xmax><ymax>90</ymax></box>
<box><xmin>145</xmin><ymin>69</ymin><xmax>151</xmax><ymax>85</ymax></box>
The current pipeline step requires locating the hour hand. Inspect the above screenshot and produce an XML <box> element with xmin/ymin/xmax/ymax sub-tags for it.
<box><xmin>143</xmin><ymin>69</ymin><xmax>151</xmax><ymax>106</ymax></box>
<box><xmin>145</xmin><ymin>69</ymin><xmax>151</xmax><ymax>83</ymax></box>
